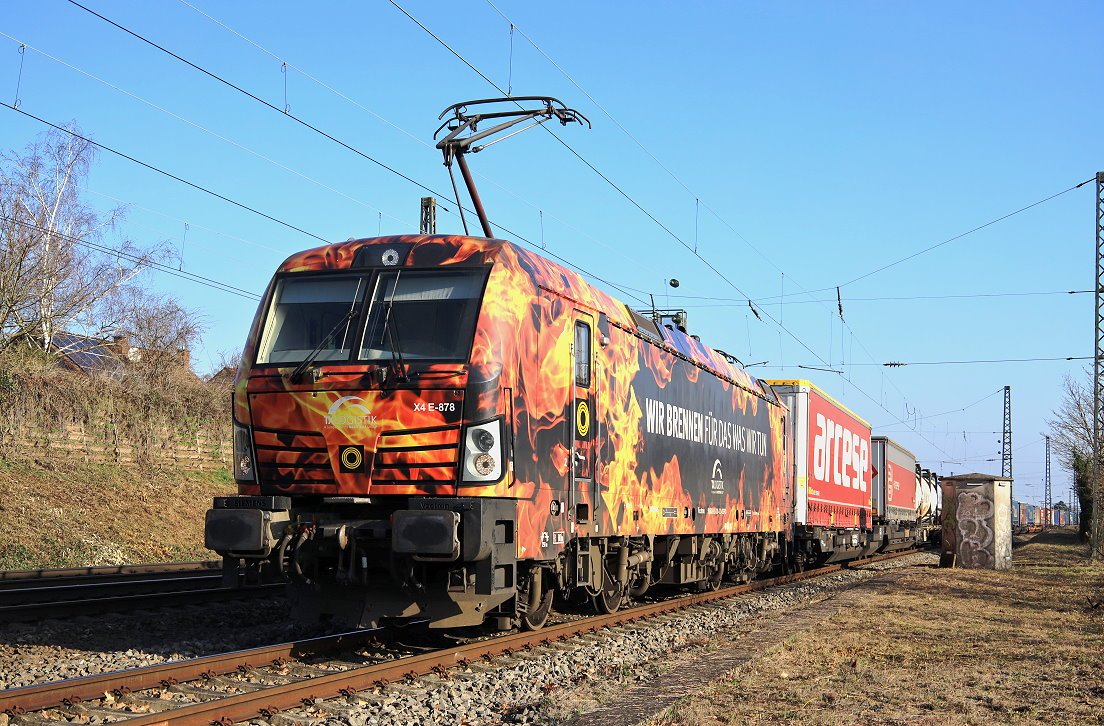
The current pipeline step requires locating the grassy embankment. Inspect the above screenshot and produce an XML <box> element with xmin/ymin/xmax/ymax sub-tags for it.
<box><xmin>0</xmin><ymin>458</ymin><xmax>233</xmax><ymax>569</ymax></box>
<box><xmin>0</xmin><ymin>348</ymin><xmax>235</xmax><ymax>570</ymax></box>
<box><xmin>650</xmin><ymin>528</ymin><xmax>1104</xmax><ymax>725</ymax></box>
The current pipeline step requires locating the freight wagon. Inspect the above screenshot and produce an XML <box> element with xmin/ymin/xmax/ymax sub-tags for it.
<box><xmin>871</xmin><ymin>437</ymin><xmax>918</xmax><ymax>552</ymax></box>
<box><xmin>767</xmin><ymin>380</ymin><xmax>872</xmax><ymax>565</ymax></box>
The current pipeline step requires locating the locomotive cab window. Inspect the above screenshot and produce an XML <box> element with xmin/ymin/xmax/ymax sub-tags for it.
<box><xmin>255</xmin><ymin>276</ymin><xmax>366</xmax><ymax>365</ymax></box>
<box><xmin>574</xmin><ymin>321</ymin><xmax>591</xmax><ymax>387</ymax></box>
<box><xmin>360</xmin><ymin>270</ymin><xmax>485</xmax><ymax>361</ymax></box>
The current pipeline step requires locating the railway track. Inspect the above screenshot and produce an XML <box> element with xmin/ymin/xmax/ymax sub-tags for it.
<box><xmin>0</xmin><ymin>549</ymin><xmax>921</xmax><ymax>724</ymax></box>
<box><xmin>0</xmin><ymin>561</ymin><xmax>283</xmax><ymax>623</ymax></box>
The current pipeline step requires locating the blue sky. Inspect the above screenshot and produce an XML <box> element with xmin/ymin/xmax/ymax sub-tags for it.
<box><xmin>1</xmin><ymin>1</ymin><xmax>1100</xmax><ymax>504</ymax></box>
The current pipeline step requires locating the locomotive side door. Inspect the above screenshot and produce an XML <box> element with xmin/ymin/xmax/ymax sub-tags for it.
<box><xmin>570</xmin><ymin>312</ymin><xmax>596</xmax><ymax>536</ymax></box>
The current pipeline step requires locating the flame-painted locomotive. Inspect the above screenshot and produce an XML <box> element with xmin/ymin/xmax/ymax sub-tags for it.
<box><xmin>205</xmin><ymin>235</ymin><xmax>792</xmax><ymax>628</ymax></box>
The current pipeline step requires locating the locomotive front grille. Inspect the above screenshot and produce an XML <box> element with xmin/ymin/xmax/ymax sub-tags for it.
<box><xmin>371</xmin><ymin>423</ymin><xmax>461</xmax><ymax>484</ymax></box>
<box><xmin>252</xmin><ymin>425</ymin><xmax>336</xmax><ymax>488</ymax></box>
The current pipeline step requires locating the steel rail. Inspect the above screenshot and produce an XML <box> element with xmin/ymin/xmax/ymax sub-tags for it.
<box><xmin>0</xmin><ymin>582</ymin><xmax>284</xmax><ymax>624</ymax></box>
<box><xmin>0</xmin><ymin>561</ymin><xmax>221</xmax><ymax>583</ymax></box>
<box><xmin>1</xmin><ymin>629</ymin><xmax>383</xmax><ymax>713</ymax></box>
<box><xmin>0</xmin><ymin>574</ymin><xmax>224</xmax><ymax>603</ymax></box>
<box><xmin>1</xmin><ymin>548</ymin><xmax>923</xmax><ymax>723</ymax></box>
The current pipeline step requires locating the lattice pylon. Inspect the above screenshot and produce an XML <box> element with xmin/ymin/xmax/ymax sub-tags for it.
<box><xmin>1093</xmin><ymin>172</ymin><xmax>1104</xmax><ymax>559</ymax></box>
<box><xmin>1002</xmin><ymin>386</ymin><xmax>1012</xmax><ymax>479</ymax></box>
<box><xmin>1044</xmin><ymin>435</ymin><xmax>1051</xmax><ymax>528</ymax></box>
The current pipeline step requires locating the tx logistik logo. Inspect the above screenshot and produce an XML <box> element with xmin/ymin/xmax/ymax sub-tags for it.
<box><xmin>710</xmin><ymin>459</ymin><xmax>725</xmax><ymax>492</ymax></box>
<box><xmin>325</xmin><ymin>395</ymin><xmax>379</xmax><ymax>429</ymax></box>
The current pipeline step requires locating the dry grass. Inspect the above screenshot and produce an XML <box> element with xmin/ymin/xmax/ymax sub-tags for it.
<box><xmin>647</xmin><ymin>530</ymin><xmax>1104</xmax><ymax>726</ymax></box>
<box><xmin>0</xmin><ymin>457</ymin><xmax>234</xmax><ymax>569</ymax></box>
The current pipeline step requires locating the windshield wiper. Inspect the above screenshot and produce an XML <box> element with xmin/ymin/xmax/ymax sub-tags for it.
<box><xmin>381</xmin><ymin>301</ymin><xmax>409</xmax><ymax>384</ymax></box>
<box><xmin>287</xmin><ymin>307</ymin><xmax>357</xmax><ymax>383</ymax></box>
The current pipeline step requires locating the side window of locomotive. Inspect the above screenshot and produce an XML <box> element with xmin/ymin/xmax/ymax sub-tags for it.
<box><xmin>360</xmin><ymin>270</ymin><xmax>484</xmax><ymax>361</ymax></box>
<box><xmin>255</xmin><ymin>276</ymin><xmax>366</xmax><ymax>364</ymax></box>
<box><xmin>574</xmin><ymin>321</ymin><xmax>591</xmax><ymax>387</ymax></box>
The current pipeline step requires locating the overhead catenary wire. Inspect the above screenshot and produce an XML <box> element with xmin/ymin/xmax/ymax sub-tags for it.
<box><xmin>481</xmin><ymin>0</ymin><xmax>785</xmax><ymax>276</ymax></box>
<box><xmin>0</xmin><ymin>31</ymin><xmax>408</xmax><ymax>228</ymax></box>
<box><xmin>57</xmin><ymin>0</ymin><xmax>652</xmax><ymax>307</ymax></box>
<box><xmin>386</xmin><ymin>0</ymin><xmax>827</xmax><ymax>363</ymax></box>
<box><xmin>475</xmin><ymin>0</ymin><xmax>1089</xmax><ymax>470</ymax></box>
<box><xmin>64</xmin><ymin>0</ymin><xmax>442</xmax><ymax>201</ymax></box>
<box><xmin>386</xmin><ymin>0</ymin><xmax>701</xmax><ymax>292</ymax></box>
<box><xmin>172</xmin><ymin>0</ymin><xmax>662</xmax><ymax>286</ymax></box>
<box><xmin>1</xmin><ymin>215</ymin><xmax>263</xmax><ymax>301</ymax></box>
<box><xmin>669</xmin><ymin>289</ymin><xmax>1093</xmax><ymax>306</ymax></box>
<box><xmin>47</xmin><ymin>1</ymin><xmax>1055</xmax><ymax>470</ymax></box>
<box><xmin>169</xmin><ymin>0</ymin><xmax>975</xmax><ymax>463</ymax></box>
<box><xmin>85</xmin><ymin>188</ymin><xmax>287</xmax><ymax>256</ymax></box>
<box><xmin>824</xmin><ymin>177</ymin><xmax>1096</xmax><ymax>293</ymax></box>
<box><xmin>467</xmin><ymin>1</ymin><xmax>1013</xmax><ymax>464</ymax></box>
<box><xmin>2</xmin><ymin>102</ymin><xmax>331</xmax><ymax>244</ymax></box>
<box><xmin>871</xmin><ymin>388</ymin><xmax>1003</xmax><ymax>429</ymax></box>
<box><xmin>867</xmin><ymin>356</ymin><xmax>1090</xmax><ymax>366</ymax></box>
<box><xmin>386</xmin><ymin>0</ymin><xmax>971</xmax><ymax>464</ymax></box>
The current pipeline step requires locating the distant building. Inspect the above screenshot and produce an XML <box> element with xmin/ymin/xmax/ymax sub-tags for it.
<box><xmin>42</xmin><ymin>332</ymin><xmax>128</xmax><ymax>377</ymax></box>
<box><xmin>16</xmin><ymin>332</ymin><xmax>191</xmax><ymax>378</ymax></box>
<box><xmin>206</xmin><ymin>366</ymin><xmax>237</xmax><ymax>389</ymax></box>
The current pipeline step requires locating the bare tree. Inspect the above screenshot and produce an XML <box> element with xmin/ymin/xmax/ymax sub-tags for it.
<box><xmin>0</xmin><ymin>127</ymin><xmax>170</xmax><ymax>354</ymax></box>
<box><xmin>121</xmin><ymin>288</ymin><xmax>203</xmax><ymax>354</ymax></box>
<box><xmin>1047</xmin><ymin>372</ymin><xmax>1094</xmax><ymax>470</ymax></box>
<box><xmin>1047</xmin><ymin>370</ymin><xmax>1097</xmax><ymax>543</ymax></box>
<box><xmin>214</xmin><ymin>347</ymin><xmax>242</xmax><ymax>372</ymax></box>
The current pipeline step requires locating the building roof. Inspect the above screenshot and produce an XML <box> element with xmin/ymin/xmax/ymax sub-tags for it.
<box><xmin>941</xmin><ymin>472</ymin><xmax>1012</xmax><ymax>483</ymax></box>
<box><xmin>48</xmin><ymin>332</ymin><xmax>125</xmax><ymax>376</ymax></box>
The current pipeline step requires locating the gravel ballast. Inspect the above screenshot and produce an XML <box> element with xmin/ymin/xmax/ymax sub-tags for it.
<box><xmin>0</xmin><ymin>553</ymin><xmax>936</xmax><ymax>725</ymax></box>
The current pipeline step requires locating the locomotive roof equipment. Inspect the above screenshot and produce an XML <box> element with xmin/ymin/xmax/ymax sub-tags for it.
<box><xmin>434</xmin><ymin>96</ymin><xmax>590</xmax><ymax>238</ymax></box>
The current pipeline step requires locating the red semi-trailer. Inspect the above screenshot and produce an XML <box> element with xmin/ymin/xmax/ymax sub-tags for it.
<box><xmin>767</xmin><ymin>380</ymin><xmax>872</xmax><ymax>565</ymax></box>
<box><xmin>871</xmin><ymin>436</ymin><xmax>919</xmax><ymax>552</ymax></box>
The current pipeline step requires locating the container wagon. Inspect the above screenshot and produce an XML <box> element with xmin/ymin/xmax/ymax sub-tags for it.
<box><xmin>766</xmin><ymin>380</ymin><xmax>872</xmax><ymax>565</ymax></box>
<box><xmin>871</xmin><ymin>437</ymin><xmax>918</xmax><ymax>552</ymax></box>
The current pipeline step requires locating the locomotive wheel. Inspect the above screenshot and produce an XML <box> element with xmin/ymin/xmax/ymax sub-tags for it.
<box><xmin>591</xmin><ymin>581</ymin><xmax>624</xmax><ymax>614</ymax></box>
<box><xmin>520</xmin><ymin>587</ymin><xmax>554</xmax><ymax>630</ymax></box>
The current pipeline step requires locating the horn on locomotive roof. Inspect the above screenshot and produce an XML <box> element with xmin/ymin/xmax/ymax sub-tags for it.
<box><xmin>434</xmin><ymin>97</ymin><xmax>591</xmax><ymax>238</ymax></box>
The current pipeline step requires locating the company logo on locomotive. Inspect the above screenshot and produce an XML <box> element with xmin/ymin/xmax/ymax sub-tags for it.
<box><xmin>575</xmin><ymin>400</ymin><xmax>591</xmax><ymax>438</ymax></box>
<box><xmin>710</xmin><ymin>459</ymin><xmax>724</xmax><ymax>492</ymax></box>
<box><xmin>324</xmin><ymin>395</ymin><xmax>379</xmax><ymax>429</ymax></box>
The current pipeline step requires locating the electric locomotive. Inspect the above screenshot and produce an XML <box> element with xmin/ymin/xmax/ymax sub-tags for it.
<box><xmin>204</xmin><ymin>233</ymin><xmax>791</xmax><ymax>629</ymax></box>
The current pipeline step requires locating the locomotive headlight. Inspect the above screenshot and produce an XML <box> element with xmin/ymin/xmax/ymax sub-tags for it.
<box><xmin>463</xmin><ymin>419</ymin><xmax>503</xmax><ymax>482</ymax></box>
<box><xmin>233</xmin><ymin>422</ymin><xmax>255</xmax><ymax>482</ymax></box>
<box><xmin>473</xmin><ymin>428</ymin><xmax>495</xmax><ymax>452</ymax></box>
<box><xmin>473</xmin><ymin>453</ymin><xmax>496</xmax><ymax>476</ymax></box>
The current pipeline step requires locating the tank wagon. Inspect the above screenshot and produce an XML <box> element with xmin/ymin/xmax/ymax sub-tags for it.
<box><xmin>205</xmin><ymin>234</ymin><xmax>790</xmax><ymax>629</ymax></box>
<box><xmin>916</xmin><ymin>466</ymin><xmax>941</xmax><ymax>542</ymax></box>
